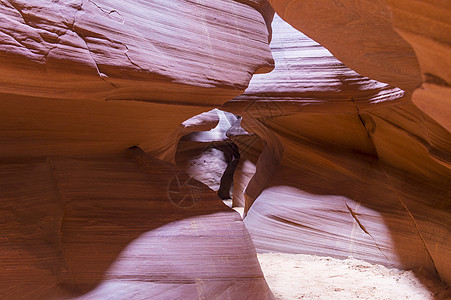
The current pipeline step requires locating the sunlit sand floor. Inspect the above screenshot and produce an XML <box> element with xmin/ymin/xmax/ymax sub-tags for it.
<box><xmin>257</xmin><ymin>253</ymin><xmax>450</xmax><ymax>300</ymax></box>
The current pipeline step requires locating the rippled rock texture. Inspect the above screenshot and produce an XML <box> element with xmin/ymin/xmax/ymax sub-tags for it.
<box><xmin>0</xmin><ymin>0</ymin><xmax>275</xmax><ymax>299</ymax></box>
<box><xmin>0</xmin><ymin>0</ymin><xmax>450</xmax><ymax>298</ymax></box>
<box><xmin>267</xmin><ymin>0</ymin><xmax>450</xmax><ymax>131</ymax></box>
<box><xmin>223</xmin><ymin>15</ymin><xmax>451</xmax><ymax>286</ymax></box>
<box><xmin>0</xmin><ymin>150</ymin><xmax>273</xmax><ymax>299</ymax></box>
<box><xmin>0</xmin><ymin>0</ymin><xmax>274</xmax><ymax>158</ymax></box>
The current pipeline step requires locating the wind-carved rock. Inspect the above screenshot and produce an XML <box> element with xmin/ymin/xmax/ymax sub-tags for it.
<box><xmin>0</xmin><ymin>1</ymin><xmax>276</xmax><ymax>299</ymax></box>
<box><xmin>0</xmin><ymin>0</ymin><xmax>450</xmax><ymax>298</ymax></box>
<box><xmin>223</xmin><ymin>15</ymin><xmax>451</xmax><ymax>287</ymax></box>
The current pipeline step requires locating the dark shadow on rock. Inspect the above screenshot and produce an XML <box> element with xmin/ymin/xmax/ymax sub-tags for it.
<box><xmin>0</xmin><ymin>147</ymin><xmax>273</xmax><ymax>299</ymax></box>
<box><xmin>214</xmin><ymin>142</ymin><xmax>240</xmax><ymax>200</ymax></box>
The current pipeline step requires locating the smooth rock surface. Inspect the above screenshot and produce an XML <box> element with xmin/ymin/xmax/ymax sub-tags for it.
<box><xmin>386</xmin><ymin>0</ymin><xmax>451</xmax><ymax>132</ymax></box>
<box><xmin>0</xmin><ymin>1</ymin><xmax>276</xmax><ymax>299</ymax></box>
<box><xmin>223</xmin><ymin>15</ymin><xmax>451</xmax><ymax>285</ymax></box>
<box><xmin>267</xmin><ymin>0</ymin><xmax>451</xmax><ymax>131</ymax></box>
<box><xmin>0</xmin><ymin>0</ymin><xmax>274</xmax><ymax>101</ymax></box>
<box><xmin>1</xmin><ymin>0</ymin><xmax>450</xmax><ymax>298</ymax></box>
<box><xmin>0</xmin><ymin>0</ymin><xmax>274</xmax><ymax>159</ymax></box>
<box><xmin>0</xmin><ymin>149</ymin><xmax>274</xmax><ymax>299</ymax></box>
<box><xmin>266</xmin><ymin>0</ymin><xmax>422</xmax><ymax>93</ymax></box>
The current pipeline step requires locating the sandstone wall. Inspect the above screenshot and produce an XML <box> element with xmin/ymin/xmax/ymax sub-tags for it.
<box><xmin>0</xmin><ymin>1</ymin><xmax>276</xmax><ymax>298</ymax></box>
<box><xmin>1</xmin><ymin>0</ymin><xmax>449</xmax><ymax>297</ymax></box>
<box><xmin>223</xmin><ymin>15</ymin><xmax>451</xmax><ymax>284</ymax></box>
<box><xmin>0</xmin><ymin>0</ymin><xmax>274</xmax><ymax>158</ymax></box>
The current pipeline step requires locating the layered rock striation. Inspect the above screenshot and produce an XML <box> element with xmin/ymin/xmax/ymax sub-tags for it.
<box><xmin>267</xmin><ymin>0</ymin><xmax>451</xmax><ymax>131</ymax></box>
<box><xmin>0</xmin><ymin>149</ymin><xmax>274</xmax><ymax>299</ymax></box>
<box><xmin>0</xmin><ymin>0</ymin><xmax>274</xmax><ymax>158</ymax></box>
<box><xmin>223</xmin><ymin>15</ymin><xmax>451</xmax><ymax>285</ymax></box>
<box><xmin>0</xmin><ymin>0</ymin><xmax>450</xmax><ymax>298</ymax></box>
<box><xmin>0</xmin><ymin>1</ymin><xmax>276</xmax><ymax>299</ymax></box>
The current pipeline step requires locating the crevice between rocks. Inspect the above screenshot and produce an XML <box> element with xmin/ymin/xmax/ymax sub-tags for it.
<box><xmin>345</xmin><ymin>202</ymin><xmax>389</xmax><ymax>261</ymax></box>
<box><xmin>380</xmin><ymin>165</ymin><xmax>440</xmax><ymax>279</ymax></box>
<box><xmin>45</xmin><ymin>158</ymin><xmax>76</xmax><ymax>291</ymax></box>
<box><xmin>351</xmin><ymin>97</ymin><xmax>372</xmax><ymax>139</ymax></box>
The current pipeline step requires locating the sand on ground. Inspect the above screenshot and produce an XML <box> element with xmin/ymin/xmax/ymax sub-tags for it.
<box><xmin>257</xmin><ymin>253</ymin><xmax>450</xmax><ymax>300</ymax></box>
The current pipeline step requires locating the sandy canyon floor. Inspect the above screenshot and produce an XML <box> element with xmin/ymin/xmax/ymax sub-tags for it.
<box><xmin>257</xmin><ymin>253</ymin><xmax>450</xmax><ymax>300</ymax></box>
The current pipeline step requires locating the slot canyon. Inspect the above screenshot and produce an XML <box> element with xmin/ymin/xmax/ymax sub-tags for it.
<box><xmin>0</xmin><ymin>0</ymin><xmax>450</xmax><ymax>299</ymax></box>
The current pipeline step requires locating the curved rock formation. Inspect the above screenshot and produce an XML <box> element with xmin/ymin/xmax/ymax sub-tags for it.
<box><xmin>0</xmin><ymin>1</ymin><xmax>275</xmax><ymax>298</ymax></box>
<box><xmin>386</xmin><ymin>0</ymin><xmax>451</xmax><ymax>132</ymax></box>
<box><xmin>0</xmin><ymin>0</ymin><xmax>274</xmax><ymax>100</ymax></box>
<box><xmin>267</xmin><ymin>0</ymin><xmax>450</xmax><ymax>132</ymax></box>
<box><xmin>223</xmin><ymin>15</ymin><xmax>451</xmax><ymax>285</ymax></box>
<box><xmin>0</xmin><ymin>149</ymin><xmax>274</xmax><ymax>299</ymax></box>
<box><xmin>0</xmin><ymin>0</ymin><xmax>274</xmax><ymax>158</ymax></box>
<box><xmin>1</xmin><ymin>0</ymin><xmax>450</xmax><ymax>298</ymax></box>
<box><xmin>266</xmin><ymin>0</ymin><xmax>422</xmax><ymax>93</ymax></box>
